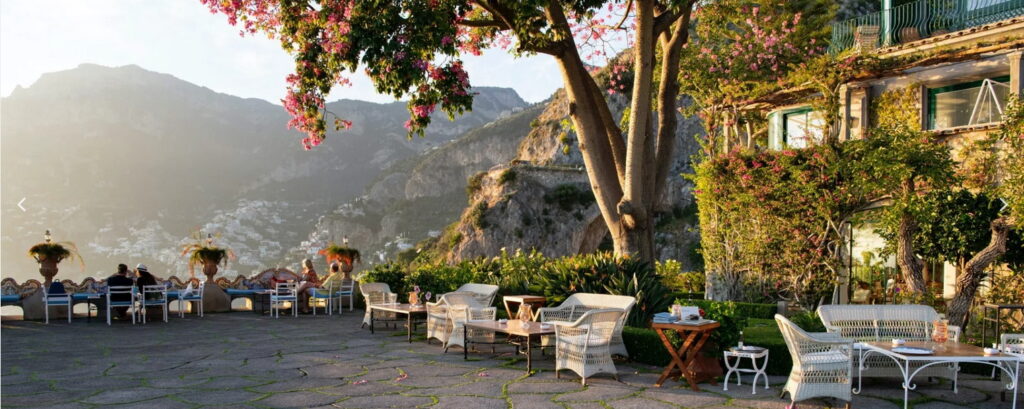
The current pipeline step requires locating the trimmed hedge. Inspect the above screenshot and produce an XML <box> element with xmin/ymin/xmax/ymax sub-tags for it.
<box><xmin>623</xmin><ymin>326</ymin><xmax>672</xmax><ymax>367</ymax></box>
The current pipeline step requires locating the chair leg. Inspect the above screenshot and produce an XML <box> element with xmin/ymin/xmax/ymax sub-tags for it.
<box><xmin>45</xmin><ymin>304</ymin><xmax>49</xmax><ymax>324</ymax></box>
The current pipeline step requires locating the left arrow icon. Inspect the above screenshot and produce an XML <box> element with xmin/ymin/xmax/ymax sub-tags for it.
<box><xmin>18</xmin><ymin>198</ymin><xmax>27</xmax><ymax>211</ymax></box>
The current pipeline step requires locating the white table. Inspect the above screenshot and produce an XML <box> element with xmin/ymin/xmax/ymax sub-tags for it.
<box><xmin>855</xmin><ymin>341</ymin><xmax>1022</xmax><ymax>409</ymax></box>
<box><xmin>723</xmin><ymin>346</ymin><xmax>769</xmax><ymax>394</ymax></box>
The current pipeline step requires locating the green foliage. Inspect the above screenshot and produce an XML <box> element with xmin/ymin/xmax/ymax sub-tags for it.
<box><xmin>871</xmin><ymin>85</ymin><xmax>921</xmax><ymax>131</ymax></box>
<box><xmin>497</xmin><ymin>169</ymin><xmax>517</xmax><ymax>185</ymax></box>
<box><xmin>691</xmin><ymin>146</ymin><xmax>852</xmax><ymax>307</ymax></box>
<box><xmin>880</xmin><ymin>190</ymin><xmax>1024</xmax><ymax>267</ymax></box>
<box><xmin>543</xmin><ymin>184</ymin><xmax>595</xmax><ymax>212</ymax></box>
<box><xmin>319</xmin><ymin>244</ymin><xmax>361</xmax><ymax>265</ymax></box>
<box><xmin>672</xmin><ymin>298</ymin><xmax>751</xmax><ymax>354</ymax></box>
<box><xmin>677</xmin><ymin>299</ymin><xmax>777</xmax><ymax>321</ymax></box>
<box><xmin>360</xmin><ymin>262</ymin><xmax>408</xmax><ymax>296</ymax></box>
<box><xmin>27</xmin><ymin>242</ymin><xmax>74</xmax><ymax>264</ymax></box>
<box><xmin>469</xmin><ymin>201</ymin><xmax>489</xmax><ymax>230</ymax></box>
<box><xmin>787</xmin><ymin>310</ymin><xmax>826</xmax><ymax>332</ymax></box>
<box><xmin>658</xmin><ymin>260</ymin><xmax>705</xmax><ymax>293</ymax></box>
<box><xmin>466</xmin><ymin>171</ymin><xmax>486</xmax><ymax>200</ymax></box>
<box><xmin>623</xmin><ymin>327</ymin><xmax>672</xmax><ymax>366</ymax></box>
<box><xmin>536</xmin><ymin>253</ymin><xmax>672</xmax><ymax>328</ymax></box>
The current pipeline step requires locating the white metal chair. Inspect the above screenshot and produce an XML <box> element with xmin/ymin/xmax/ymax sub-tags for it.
<box><xmin>443</xmin><ymin>293</ymin><xmax>497</xmax><ymax>352</ymax></box>
<box><xmin>454</xmin><ymin>283</ymin><xmax>499</xmax><ymax>306</ymax></box>
<box><xmin>337</xmin><ymin>279</ymin><xmax>355</xmax><ymax>313</ymax></box>
<box><xmin>1000</xmin><ymin>333</ymin><xmax>1024</xmax><ymax>400</ymax></box>
<box><xmin>538</xmin><ymin>293</ymin><xmax>636</xmax><ymax>357</ymax></box>
<box><xmin>554</xmin><ymin>308</ymin><xmax>624</xmax><ymax>386</ymax></box>
<box><xmin>310</xmin><ymin>278</ymin><xmax>343</xmax><ymax>316</ymax></box>
<box><xmin>139</xmin><ymin>285</ymin><xmax>169</xmax><ymax>323</ymax></box>
<box><xmin>176</xmin><ymin>281</ymin><xmax>204</xmax><ymax>318</ymax></box>
<box><xmin>106</xmin><ymin>285</ymin><xmax>137</xmax><ymax>325</ymax></box>
<box><xmin>776</xmin><ymin>314</ymin><xmax>853</xmax><ymax>409</ymax></box>
<box><xmin>270</xmin><ymin>282</ymin><xmax>298</xmax><ymax>318</ymax></box>
<box><xmin>360</xmin><ymin>282</ymin><xmax>397</xmax><ymax>327</ymax></box>
<box><xmin>43</xmin><ymin>289</ymin><xmax>72</xmax><ymax>324</ymax></box>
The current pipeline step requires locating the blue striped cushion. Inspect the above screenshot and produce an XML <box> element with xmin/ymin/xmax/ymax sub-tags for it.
<box><xmin>0</xmin><ymin>294</ymin><xmax>19</xmax><ymax>303</ymax></box>
<box><xmin>108</xmin><ymin>301</ymin><xmax>133</xmax><ymax>306</ymax></box>
<box><xmin>45</xmin><ymin>298</ymin><xmax>70</xmax><ymax>305</ymax></box>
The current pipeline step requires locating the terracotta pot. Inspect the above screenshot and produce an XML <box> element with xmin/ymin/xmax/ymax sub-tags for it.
<box><xmin>39</xmin><ymin>259</ymin><xmax>59</xmax><ymax>286</ymax></box>
<box><xmin>202</xmin><ymin>260</ymin><xmax>220</xmax><ymax>282</ymax></box>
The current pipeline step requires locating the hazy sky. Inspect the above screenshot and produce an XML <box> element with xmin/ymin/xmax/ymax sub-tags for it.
<box><xmin>0</xmin><ymin>0</ymin><xmax>563</xmax><ymax>104</ymax></box>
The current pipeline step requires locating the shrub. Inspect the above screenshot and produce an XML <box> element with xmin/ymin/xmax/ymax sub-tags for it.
<box><xmin>788</xmin><ymin>310</ymin><xmax>826</xmax><ymax>332</ymax></box>
<box><xmin>676</xmin><ymin>299</ymin><xmax>776</xmax><ymax>320</ymax></box>
<box><xmin>537</xmin><ymin>253</ymin><xmax>672</xmax><ymax>328</ymax></box>
<box><xmin>623</xmin><ymin>327</ymin><xmax>672</xmax><ymax>366</ymax></box>
<box><xmin>469</xmin><ymin>201</ymin><xmax>489</xmax><ymax>229</ymax></box>
<box><xmin>658</xmin><ymin>260</ymin><xmax>705</xmax><ymax>293</ymax></box>
<box><xmin>466</xmin><ymin>171</ymin><xmax>486</xmax><ymax>199</ymax></box>
<box><xmin>406</xmin><ymin>261</ymin><xmax>487</xmax><ymax>299</ymax></box>
<box><xmin>543</xmin><ymin>184</ymin><xmax>594</xmax><ymax>212</ymax></box>
<box><xmin>359</xmin><ymin>262</ymin><xmax>407</xmax><ymax>295</ymax></box>
<box><xmin>498</xmin><ymin>168</ymin><xmax>517</xmax><ymax>185</ymax></box>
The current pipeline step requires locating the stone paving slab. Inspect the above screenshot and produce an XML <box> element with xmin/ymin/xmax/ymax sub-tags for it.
<box><xmin>3</xmin><ymin>313</ymin><xmax>1018</xmax><ymax>408</ymax></box>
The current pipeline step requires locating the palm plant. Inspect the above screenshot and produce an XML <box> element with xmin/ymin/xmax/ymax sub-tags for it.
<box><xmin>181</xmin><ymin>232</ymin><xmax>235</xmax><ymax>280</ymax></box>
<box><xmin>319</xmin><ymin>240</ymin><xmax>361</xmax><ymax>274</ymax></box>
<box><xmin>27</xmin><ymin>230</ymin><xmax>83</xmax><ymax>285</ymax></box>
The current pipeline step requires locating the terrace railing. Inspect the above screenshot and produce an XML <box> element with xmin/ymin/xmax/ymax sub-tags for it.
<box><xmin>830</xmin><ymin>0</ymin><xmax>1024</xmax><ymax>53</ymax></box>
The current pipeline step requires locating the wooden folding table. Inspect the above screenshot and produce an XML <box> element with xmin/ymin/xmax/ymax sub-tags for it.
<box><xmin>652</xmin><ymin>321</ymin><xmax>720</xmax><ymax>390</ymax></box>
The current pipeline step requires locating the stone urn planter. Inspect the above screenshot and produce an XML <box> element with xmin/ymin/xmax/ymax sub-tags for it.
<box><xmin>27</xmin><ymin>232</ymin><xmax>82</xmax><ymax>287</ymax></box>
<box><xmin>182</xmin><ymin>234</ymin><xmax>235</xmax><ymax>313</ymax></box>
<box><xmin>26</xmin><ymin>232</ymin><xmax>83</xmax><ymax>320</ymax></box>
<box><xmin>319</xmin><ymin>242</ymin><xmax>361</xmax><ymax>280</ymax></box>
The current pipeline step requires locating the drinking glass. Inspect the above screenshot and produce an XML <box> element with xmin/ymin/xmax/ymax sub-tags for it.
<box><xmin>932</xmin><ymin>319</ymin><xmax>949</xmax><ymax>349</ymax></box>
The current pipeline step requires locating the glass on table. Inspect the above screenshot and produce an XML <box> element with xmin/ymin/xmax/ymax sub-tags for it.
<box><xmin>932</xmin><ymin>319</ymin><xmax>949</xmax><ymax>349</ymax></box>
<box><xmin>387</xmin><ymin>293</ymin><xmax>398</xmax><ymax>304</ymax></box>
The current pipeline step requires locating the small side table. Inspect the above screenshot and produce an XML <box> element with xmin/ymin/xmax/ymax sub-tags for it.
<box><xmin>723</xmin><ymin>346</ymin><xmax>769</xmax><ymax>394</ymax></box>
<box><xmin>503</xmin><ymin>295</ymin><xmax>546</xmax><ymax>320</ymax></box>
<box><xmin>652</xmin><ymin>321</ymin><xmax>721</xmax><ymax>390</ymax></box>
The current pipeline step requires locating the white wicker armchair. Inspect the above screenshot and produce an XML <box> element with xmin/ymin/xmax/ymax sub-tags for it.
<box><xmin>776</xmin><ymin>314</ymin><xmax>853</xmax><ymax>409</ymax></box>
<box><xmin>554</xmin><ymin>308</ymin><xmax>624</xmax><ymax>386</ymax></box>
<box><xmin>426</xmin><ymin>291</ymin><xmax>473</xmax><ymax>344</ymax></box>
<box><xmin>454</xmin><ymin>283</ymin><xmax>499</xmax><ymax>306</ymax></box>
<box><xmin>538</xmin><ymin>293</ymin><xmax>636</xmax><ymax>357</ymax></box>
<box><xmin>360</xmin><ymin>282</ymin><xmax>397</xmax><ymax>327</ymax></box>
<box><xmin>818</xmin><ymin>304</ymin><xmax>960</xmax><ymax>385</ymax></box>
<box><xmin>1001</xmin><ymin>333</ymin><xmax>1024</xmax><ymax>399</ymax></box>
<box><xmin>443</xmin><ymin>293</ymin><xmax>498</xmax><ymax>352</ymax></box>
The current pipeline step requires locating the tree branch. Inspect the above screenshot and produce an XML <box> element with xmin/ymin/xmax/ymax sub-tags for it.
<box><xmin>653</xmin><ymin>4</ymin><xmax>691</xmax><ymax>204</ymax></box>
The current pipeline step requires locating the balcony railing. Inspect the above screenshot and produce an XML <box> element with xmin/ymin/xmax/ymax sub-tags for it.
<box><xmin>830</xmin><ymin>0</ymin><xmax>1024</xmax><ymax>53</ymax></box>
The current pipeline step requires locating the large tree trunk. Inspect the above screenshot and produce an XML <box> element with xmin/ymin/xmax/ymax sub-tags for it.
<box><xmin>895</xmin><ymin>212</ymin><xmax>928</xmax><ymax>294</ymax></box>
<box><xmin>542</xmin><ymin>2</ymin><xmax>690</xmax><ymax>264</ymax></box>
<box><xmin>946</xmin><ymin>217</ymin><xmax>1010</xmax><ymax>329</ymax></box>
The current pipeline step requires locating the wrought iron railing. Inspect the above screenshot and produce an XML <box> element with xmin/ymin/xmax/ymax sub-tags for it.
<box><xmin>830</xmin><ymin>0</ymin><xmax>1024</xmax><ymax>53</ymax></box>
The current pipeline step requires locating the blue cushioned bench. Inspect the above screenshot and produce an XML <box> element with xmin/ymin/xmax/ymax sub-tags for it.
<box><xmin>2</xmin><ymin>294</ymin><xmax>21</xmax><ymax>305</ymax></box>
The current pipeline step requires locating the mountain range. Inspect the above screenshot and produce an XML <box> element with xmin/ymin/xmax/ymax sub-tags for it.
<box><xmin>1</xmin><ymin>64</ymin><xmax>527</xmax><ymax>282</ymax></box>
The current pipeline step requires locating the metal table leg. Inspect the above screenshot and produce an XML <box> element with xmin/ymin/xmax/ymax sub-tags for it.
<box><xmin>407</xmin><ymin>313</ymin><xmax>413</xmax><ymax>343</ymax></box>
<box><xmin>463</xmin><ymin>323</ymin><xmax>469</xmax><ymax>361</ymax></box>
<box><xmin>526</xmin><ymin>336</ymin><xmax>533</xmax><ymax>372</ymax></box>
<box><xmin>370</xmin><ymin>308</ymin><xmax>375</xmax><ymax>334</ymax></box>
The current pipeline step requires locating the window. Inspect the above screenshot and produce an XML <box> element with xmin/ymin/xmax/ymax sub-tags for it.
<box><xmin>927</xmin><ymin>76</ymin><xmax>1010</xmax><ymax>130</ymax></box>
<box><xmin>782</xmin><ymin>108</ymin><xmax>825</xmax><ymax>148</ymax></box>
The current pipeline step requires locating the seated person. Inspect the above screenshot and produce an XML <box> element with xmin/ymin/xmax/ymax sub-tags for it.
<box><xmin>106</xmin><ymin>264</ymin><xmax>134</xmax><ymax>319</ymax></box>
<box><xmin>135</xmin><ymin>264</ymin><xmax>160</xmax><ymax>300</ymax></box>
<box><xmin>297</xmin><ymin>258</ymin><xmax>321</xmax><ymax>313</ymax></box>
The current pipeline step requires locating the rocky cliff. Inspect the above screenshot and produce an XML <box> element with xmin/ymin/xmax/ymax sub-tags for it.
<box><xmin>444</xmin><ymin>85</ymin><xmax>704</xmax><ymax>268</ymax></box>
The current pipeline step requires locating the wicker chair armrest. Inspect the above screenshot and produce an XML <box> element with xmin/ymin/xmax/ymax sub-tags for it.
<box><xmin>807</xmin><ymin>332</ymin><xmax>854</xmax><ymax>344</ymax></box>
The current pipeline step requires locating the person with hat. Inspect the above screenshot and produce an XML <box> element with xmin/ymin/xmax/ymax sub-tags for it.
<box><xmin>135</xmin><ymin>264</ymin><xmax>159</xmax><ymax>300</ymax></box>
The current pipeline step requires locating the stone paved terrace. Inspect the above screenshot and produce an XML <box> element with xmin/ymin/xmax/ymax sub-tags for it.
<box><xmin>1</xmin><ymin>312</ymin><xmax>1019</xmax><ymax>408</ymax></box>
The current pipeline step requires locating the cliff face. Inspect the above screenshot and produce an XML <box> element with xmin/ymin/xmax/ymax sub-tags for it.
<box><xmin>298</xmin><ymin>103</ymin><xmax>545</xmax><ymax>262</ymax></box>
<box><xmin>445</xmin><ymin>87</ymin><xmax>704</xmax><ymax>268</ymax></box>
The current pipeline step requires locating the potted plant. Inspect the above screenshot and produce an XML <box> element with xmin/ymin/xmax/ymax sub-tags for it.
<box><xmin>181</xmin><ymin>232</ymin><xmax>235</xmax><ymax>282</ymax></box>
<box><xmin>27</xmin><ymin>230</ymin><xmax>83</xmax><ymax>286</ymax></box>
<box><xmin>318</xmin><ymin>239</ymin><xmax>361</xmax><ymax>279</ymax></box>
